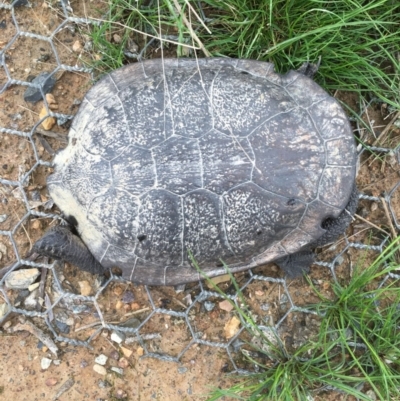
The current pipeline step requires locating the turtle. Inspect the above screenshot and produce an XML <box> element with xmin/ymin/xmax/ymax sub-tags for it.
<box><xmin>32</xmin><ymin>58</ymin><xmax>358</xmax><ymax>286</ymax></box>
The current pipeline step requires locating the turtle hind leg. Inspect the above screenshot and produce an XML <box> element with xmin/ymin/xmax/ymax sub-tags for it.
<box><xmin>32</xmin><ymin>226</ymin><xmax>106</xmax><ymax>275</ymax></box>
<box><xmin>275</xmin><ymin>250</ymin><xmax>314</xmax><ymax>278</ymax></box>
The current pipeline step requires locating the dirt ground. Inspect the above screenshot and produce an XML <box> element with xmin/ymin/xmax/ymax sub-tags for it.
<box><xmin>0</xmin><ymin>1</ymin><xmax>399</xmax><ymax>400</ymax></box>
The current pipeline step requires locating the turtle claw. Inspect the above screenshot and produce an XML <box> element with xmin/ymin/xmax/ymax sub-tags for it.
<box><xmin>297</xmin><ymin>56</ymin><xmax>321</xmax><ymax>79</ymax></box>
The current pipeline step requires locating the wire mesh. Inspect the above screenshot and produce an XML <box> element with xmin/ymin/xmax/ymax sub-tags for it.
<box><xmin>0</xmin><ymin>0</ymin><xmax>399</xmax><ymax>383</ymax></box>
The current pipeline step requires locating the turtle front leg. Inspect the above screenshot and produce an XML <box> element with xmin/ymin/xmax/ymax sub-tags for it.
<box><xmin>32</xmin><ymin>226</ymin><xmax>106</xmax><ymax>275</ymax></box>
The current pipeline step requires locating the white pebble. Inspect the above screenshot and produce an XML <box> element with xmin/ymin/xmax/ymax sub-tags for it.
<box><xmin>5</xmin><ymin>269</ymin><xmax>40</xmax><ymax>289</ymax></box>
<box><xmin>93</xmin><ymin>364</ymin><xmax>107</xmax><ymax>375</ymax></box>
<box><xmin>28</xmin><ymin>282</ymin><xmax>40</xmax><ymax>291</ymax></box>
<box><xmin>41</xmin><ymin>358</ymin><xmax>52</xmax><ymax>370</ymax></box>
<box><xmin>95</xmin><ymin>354</ymin><xmax>108</xmax><ymax>366</ymax></box>
<box><xmin>111</xmin><ymin>331</ymin><xmax>125</xmax><ymax>344</ymax></box>
<box><xmin>111</xmin><ymin>367</ymin><xmax>124</xmax><ymax>375</ymax></box>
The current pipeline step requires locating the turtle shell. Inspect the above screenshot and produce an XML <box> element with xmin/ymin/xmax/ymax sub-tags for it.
<box><xmin>48</xmin><ymin>58</ymin><xmax>357</xmax><ymax>285</ymax></box>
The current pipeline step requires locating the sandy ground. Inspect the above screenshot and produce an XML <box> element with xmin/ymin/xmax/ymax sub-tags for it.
<box><xmin>0</xmin><ymin>1</ymin><xmax>399</xmax><ymax>400</ymax></box>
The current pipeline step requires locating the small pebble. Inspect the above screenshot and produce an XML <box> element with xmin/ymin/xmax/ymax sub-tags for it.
<box><xmin>93</xmin><ymin>364</ymin><xmax>107</xmax><ymax>375</ymax></box>
<box><xmin>3</xmin><ymin>320</ymin><xmax>12</xmax><ymax>329</ymax></box>
<box><xmin>335</xmin><ymin>255</ymin><xmax>344</xmax><ymax>265</ymax></box>
<box><xmin>45</xmin><ymin>377</ymin><xmax>58</xmax><ymax>386</ymax></box>
<box><xmin>218</xmin><ymin>300</ymin><xmax>233</xmax><ymax>312</ymax></box>
<box><xmin>72</xmin><ymin>305</ymin><xmax>89</xmax><ymax>314</ymax></box>
<box><xmin>98</xmin><ymin>379</ymin><xmax>111</xmax><ymax>389</ymax></box>
<box><xmin>0</xmin><ymin>303</ymin><xmax>9</xmax><ymax>319</ymax></box>
<box><xmin>113</xmin><ymin>286</ymin><xmax>123</xmax><ymax>296</ymax></box>
<box><xmin>111</xmin><ymin>331</ymin><xmax>125</xmax><ymax>344</ymax></box>
<box><xmin>24</xmin><ymin>72</ymin><xmax>56</xmax><ymax>103</ymax></box>
<box><xmin>53</xmin><ymin>360</ymin><xmax>61</xmax><ymax>366</ymax></box>
<box><xmin>178</xmin><ymin>366</ymin><xmax>188</xmax><ymax>374</ymax></box>
<box><xmin>55</xmin><ymin>320</ymin><xmax>70</xmax><ymax>334</ymax></box>
<box><xmin>174</xmin><ymin>284</ymin><xmax>186</xmax><ymax>293</ymax></box>
<box><xmin>111</xmin><ymin>367</ymin><xmax>124</xmax><ymax>375</ymax></box>
<box><xmin>41</xmin><ymin>358</ymin><xmax>52</xmax><ymax>370</ymax></box>
<box><xmin>121</xmin><ymin>290</ymin><xmax>134</xmax><ymax>304</ymax></box>
<box><xmin>5</xmin><ymin>269</ymin><xmax>40</xmax><ymax>289</ymax></box>
<box><xmin>120</xmin><ymin>347</ymin><xmax>133</xmax><ymax>358</ymax></box>
<box><xmin>72</xmin><ymin>40</ymin><xmax>82</xmax><ymax>53</ymax></box>
<box><xmin>118</xmin><ymin>357</ymin><xmax>129</xmax><ymax>369</ymax></box>
<box><xmin>109</xmin><ymin>350</ymin><xmax>120</xmax><ymax>361</ymax></box>
<box><xmin>78</xmin><ymin>280</ymin><xmax>92</xmax><ymax>296</ymax></box>
<box><xmin>0</xmin><ymin>214</ymin><xmax>7</xmax><ymax>223</ymax></box>
<box><xmin>224</xmin><ymin>316</ymin><xmax>241</xmax><ymax>339</ymax></box>
<box><xmin>45</xmin><ymin>93</ymin><xmax>57</xmax><ymax>108</ymax></box>
<box><xmin>28</xmin><ymin>282</ymin><xmax>40</xmax><ymax>292</ymax></box>
<box><xmin>24</xmin><ymin>289</ymin><xmax>39</xmax><ymax>310</ymax></box>
<box><xmin>136</xmin><ymin>347</ymin><xmax>144</xmax><ymax>357</ymax></box>
<box><xmin>80</xmin><ymin>360</ymin><xmax>88</xmax><ymax>368</ymax></box>
<box><xmin>95</xmin><ymin>354</ymin><xmax>108</xmax><ymax>366</ymax></box>
<box><xmin>183</xmin><ymin>294</ymin><xmax>192</xmax><ymax>306</ymax></box>
<box><xmin>204</xmin><ymin>301</ymin><xmax>215</xmax><ymax>312</ymax></box>
<box><xmin>57</xmin><ymin>116</ymin><xmax>70</xmax><ymax>126</ymax></box>
<box><xmin>39</xmin><ymin>107</ymin><xmax>56</xmax><ymax>130</ymax></box>
<box><xmin>114</xmin><ymin>389</ymin><xmax>127</xmax><ymax>399</ymax></box>
<box><xmin>280</xmin><ymin>294</ymin><xmax>288</xmax><ymax>304</ymax></box>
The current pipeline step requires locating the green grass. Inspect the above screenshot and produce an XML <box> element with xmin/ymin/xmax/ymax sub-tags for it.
<box><xmin>197</xmin><ymin>237</ymin><xmax>400</xmax><ymax>400</ymax></box>
<box><xmin>87</xmin><ymin>0</ymin><xmax>400</xmax><ymax>108</ymax></box>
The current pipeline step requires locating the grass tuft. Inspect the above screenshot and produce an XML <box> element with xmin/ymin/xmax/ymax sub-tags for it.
<box><xmin>193</xmin><ymin>237</ymin><xmax>400</xmax><ymax>401</ymax></box>
<box><xmin>88</xmin><ymin>0</ymin><xmax>400</xmax><ymax>108</ymax></box>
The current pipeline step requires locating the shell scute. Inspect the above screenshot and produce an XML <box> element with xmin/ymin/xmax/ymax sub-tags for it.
<box><xmin>198</xmin><ymin>129</ymin><xmax>253</xmax><ymax>195</ymax></box>
<box><xmin>250</xmin><ymin>110</ymin><xmax>325</xmax><ymax>202</ymax></box>
<box><xmin>223</xmin><ymin>182</ymin><xmax>306</xmax><ymax>259</ymax></box>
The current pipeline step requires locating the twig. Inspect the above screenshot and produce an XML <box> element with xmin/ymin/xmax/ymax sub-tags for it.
<box><xmin>123</xmin><ymin>307</ymin><xmax>151</xmax><ymax>317</ymax></box>
<box><xmin>74</xmin><ymin>308</ymin><xmax>150</xmax><ymax>332</ymax></box>
<box><xmin>380</xmin><ymin>197</ymin><xmax>398</xmax><ymax>239</ymax></box>
<box><xmin>184</xmin><ymin>0</ymin><xmax>212</xmax><ymax>34</ymax></box>
<box><xmin>354</xmin><ymin>214</ymin><xmax>390</xmax><ymax>236</ymax></box>
<box><xmin>52</xmin><ymin>377</ymin><xmax>75</xmax><ymax>401</ymax></box>
<box><xmin>172</xmin><ymin>297</ymin><xmax>187</xmax><ymax>309</ymax></box>
<box><xmin>89</xmin><ymin>17</ymin><xmax>202</xmax><ymax>51</ymax></box>
<box><xmin>36</xmin><ymin>265</ymin><xmax>48</xmax><ymax>312</ymax></box>
<box><xmin>372</xmin><ymin>110</ymin><xmax>400</xmax><ymax>147</ymax></box>
<box><xmin>35</xmin><ymin>128</ymin><xmax>68</xmax><ymax>144</ymax></box>
<box><xmin>172</xmin><ymin>0</ymin><xmax>211</xmax><ymax>57</ymax></box>
<box><xmin>13</xmin><ymin>319</ymin><xmax>58</xmax><ymax>356</ymax></box>
<box><xmin>37</xmin><ymin>135</ymin><xmax>56</xmax><ymax>155</ymax></box>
